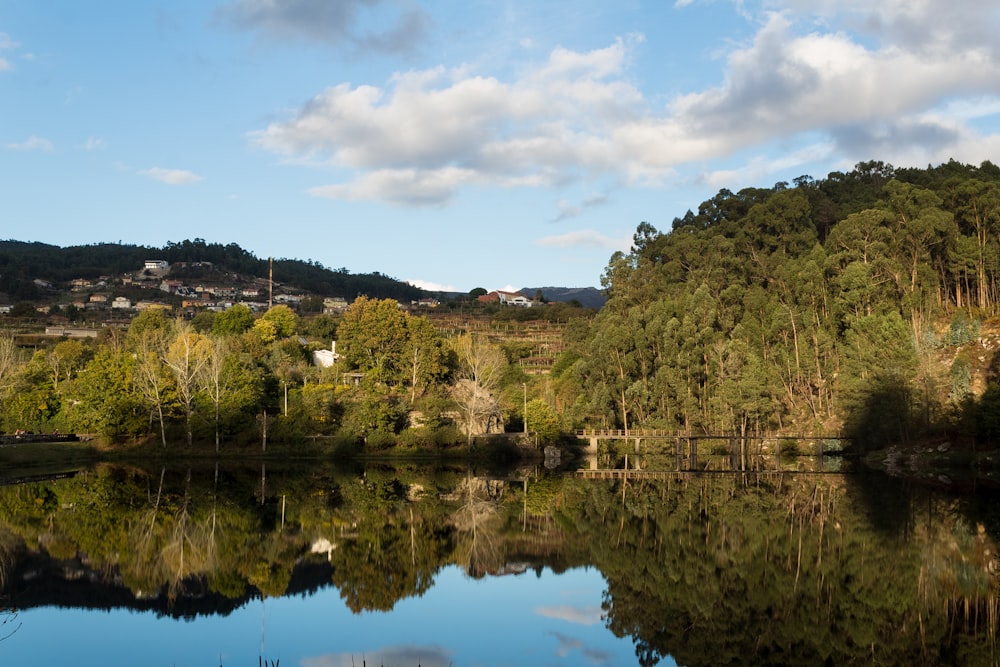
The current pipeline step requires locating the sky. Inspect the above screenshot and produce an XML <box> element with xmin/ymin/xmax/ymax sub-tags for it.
<box><xmin>4</xmin><ymin>1</ymin><xmax>1000</xmax><ymax>293</ymax></box>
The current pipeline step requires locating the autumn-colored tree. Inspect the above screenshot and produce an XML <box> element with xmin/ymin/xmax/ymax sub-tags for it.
<box><xmin>164</xmin><ymin>321</ymin><xmax>213</xmax><ymax>446</ymax></box>
<box><xmin>451</xmin><ymin>334</ymin><xmax>507</xmax><ymax>443</ymax></box>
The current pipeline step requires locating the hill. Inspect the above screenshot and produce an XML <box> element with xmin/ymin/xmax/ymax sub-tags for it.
<box><xmin>0</xmin><ymin>239</ymin><xmax>424</xmax><ymax>303</ymax></box>
<box><xmin>525</xmin><ymin>286</ymin><xmax>605</xmax><ymax>309</ymax></box>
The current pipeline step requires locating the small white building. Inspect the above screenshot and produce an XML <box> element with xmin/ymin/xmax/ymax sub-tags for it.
<box><xmin>144</xmin><ymin>260</ymin><xmax>169</xmax><ymax>272</ymax></box>
<box><xmin>111</xmin><ymin>297</ymin><xmax>132</xmax><ymax>310</ymax></box>
<box><xmin>313</xmin><ymin>341</ymin><xmax>340</xmax><ymax>368</ymax></box>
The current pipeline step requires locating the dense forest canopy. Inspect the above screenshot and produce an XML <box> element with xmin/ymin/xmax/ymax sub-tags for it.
<box><xmin>572</xmin><ymin>159</ymin><xmax>1000</xmax><ymax>449</ymax></box>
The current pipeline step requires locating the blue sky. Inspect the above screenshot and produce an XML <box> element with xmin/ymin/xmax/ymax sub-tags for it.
<box><xmin>4</xmin><ymin>1</ymin><xmax>1000</xmax><ymax>293</ymax></box>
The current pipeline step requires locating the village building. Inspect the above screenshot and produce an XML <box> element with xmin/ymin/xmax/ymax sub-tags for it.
<box><xmin>477</xmin><ymin>290</ymin><xmax>534</xmax><ymax>307</ymax></box>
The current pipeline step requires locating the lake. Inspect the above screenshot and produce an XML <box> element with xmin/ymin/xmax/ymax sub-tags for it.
<box><xmin>0</xmin><ymin>455</ymin><xmax>998</xmax><ymax>666</ymax></box>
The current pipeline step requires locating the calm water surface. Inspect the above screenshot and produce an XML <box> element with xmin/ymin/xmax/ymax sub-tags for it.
<box><xmin>0</xmin><ymin>457</ymin><xmax>998</xmax><ymax>666</ymax></box>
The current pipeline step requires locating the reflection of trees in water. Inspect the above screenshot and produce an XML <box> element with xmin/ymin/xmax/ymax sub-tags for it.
<box><xmin>0</xmin><ymin>531</ymin><xmax>22</xmax><ymax>641</ymax></box>
<box><xmin>3</xmin><ymin>462</ymin><xmax>1000</xmax><ymax>664</ymax></box>
<box><xmin>0</xmin><ymin>528</ymin><xmax>20</xmax><ymax>595</ymax></box>
<box><xmin>451</xmin><ymin>475</ymin><xmax>505</xmax><ymax>578</ymax></box>
<box><xmin>918</xmin><ymin>508</ymin><xmax>1000</xmax><ymax>651</ymax></box>
<box><xmin>127</xmin><ymin>467</ymin><xmax>216</xmax><ymax>601</ymax></box>
<box><xmin>557</xmin><ymin>472</ymin><xmax>1000</xmax><ymax>667</ymax></box>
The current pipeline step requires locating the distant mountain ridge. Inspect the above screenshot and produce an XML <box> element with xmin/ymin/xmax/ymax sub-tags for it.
<box><xmin>525</xmin><ymin>286</ymin><xmax>605</xmax><ymax>309</ymax></box>
<box><xmin>0</xmin><ymin>240</ymin><xmax>604</xmax><ymax>308</ymax></box>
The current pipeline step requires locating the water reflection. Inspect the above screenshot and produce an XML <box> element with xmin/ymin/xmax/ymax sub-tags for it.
<box><xmin>0</xmin><ymin>459</ymin><xmax>997</xmax><ymax>665</ymax></box>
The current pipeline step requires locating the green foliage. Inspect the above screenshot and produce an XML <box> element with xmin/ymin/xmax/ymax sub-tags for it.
<box><xmin>946</xmin><ymin>312</ymin><xmax>981</xmax><ymax>346</ymax></box>
<box><xmin>340</xmin><ymin>392</ymin><xmax>407</xmax><ymax>441</ymax></box>
<box><xmin>260</xmin><ymin>304</ymin><xmax>297</xmax><ymax>338</ymax></box>
<box><xmin>62</xmin><ymin>348</ymin><xmax>146</xmax><ymax>439</ymax></box>
<box><xmin>0</xmin><ymin>461</ymin><xmax>997</xmax><ymax>664</ymax></box>
<box><xmin>212</xmin><ymin>304</ymin><xmax>254</xmax><ymax>336</ymax></box>
<box><xmin>525</xmin><ymin>399</ymin><xmax>562</xmax><ymax>442</ymax></box>
<box><xmin>1</xmin><ymin>352</ymin><xmax>59</xmax><ymax>432</ymax></box>
<box><xmin>337</xmin><ymin>296</ymin><xmax>409</xmax><ymax>386</ymax></box>
<box><xmin>301</xmin><ymin>313</ymin><xmax>338</xmax><ymax>340</ymax></box>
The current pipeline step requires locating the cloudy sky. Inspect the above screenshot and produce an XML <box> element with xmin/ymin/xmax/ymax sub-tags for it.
<box><xmin>4</xmin><ymin>1</ymin><xmax>1000</xmax><ymax>292</ymax></box>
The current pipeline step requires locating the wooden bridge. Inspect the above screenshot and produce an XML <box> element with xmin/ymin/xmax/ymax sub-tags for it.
<box><xmin>573</xmin><ymin>429</ymin><xmax>853</xmax><ymax>473</ymax></box>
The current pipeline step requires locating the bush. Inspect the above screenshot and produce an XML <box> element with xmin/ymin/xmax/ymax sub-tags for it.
<box><xmin>364</xmin><ymin>430</ymin><xmax>397</xmax><ymax>451</ymax></box>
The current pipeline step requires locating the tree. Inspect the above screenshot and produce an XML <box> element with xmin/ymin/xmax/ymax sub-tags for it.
<box><xmin>128</xmin><ymin>313</ymin><xmax>176</xmax><ymax>447</ymax></box>
<box><xmin>0</xmin><ymin>334</ymin><xmax>26</xmax><ymax>396</ymax></box>
<box><xmin>451</xmin><ymin>334</ymin><xmax>506</xmax><ymax>443</ymax></box>
<box><xmin>337</xmin><ymin>296</ymin><xmax>409</xmax><ymax>386</ymax></box>
<box><xmin>524</xmin><ymin>399</ymin><xmax>561</xmax><ymax>442</ymax></box>
<box><xmin>65</xmin><ymin>348</ymin><xmax>145</xmax><ymax>440</ymax></box>
<box><xmin>2</xmin><ymin>352</ymin><xmax>59</xmax><ymax>433</ymax></box>
<box><xmin>199</xmin><ymin>336</ymin><xmax>263</xmax><ymax>451</ymax></box>
<box><xmin>45</xmin><ymin>339</ymin><xmax>90</xmax><ymax>392</ymax></box>
<box><xmin>403</xmin><ymin>315</ymin><xmax>451</xmax><ymax>403</ymax></box>
<box><xmin>212</xmin><ymin>304</ymin><xmax>254</xmax><ymax>336</ymax></box>
<box><xmin>163</xmin><ymin>321</ymin><xmax>213</xmax><ymax>446</ymax></box>
<box><xmin>252</xmin><ymin>318</ymin><xmax>278</xmax><ymax>344</ymax></box>
<box><xmin>952</xmin><ymin>179</ymin><xmax>1000</xmax><ymax>309</ymax></box>
<box><xmin>260</xmin><ymin>304</ymin><xmax>297</xmax><ymax>338</ymax></box>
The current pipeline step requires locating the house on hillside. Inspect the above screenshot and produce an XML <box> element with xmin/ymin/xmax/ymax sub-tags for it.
<box><xmin>478</xmin><ymin>290</ymin><xmax>534</xmax><ymax>307</ymax></box>
<box><xmin>144</xmin><ymin>260</ymin><xmax>169</xmax><ymax>272</ymax></box>
<box><xmin>160</xmin><ymin>280</ymin><xmax>183</xmax><ymax>293</ymax></box>
<box><xmin>323</xmin><ymin>297</ymin><xmax>349</xmax><ymax>314</ymax></box>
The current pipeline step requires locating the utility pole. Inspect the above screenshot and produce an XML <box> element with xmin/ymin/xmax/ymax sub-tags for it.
<box><xmin>523</xmin><ymin>382</ymin><xmax>528</xmax><ymax>433</ymax></box>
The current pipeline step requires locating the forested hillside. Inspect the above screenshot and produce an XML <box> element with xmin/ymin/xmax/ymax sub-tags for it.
<box><xmin>0</xmin><ymin>239</ymin><xmax>423</xmax><ymax>302</ymax></box>
<box><xmin>4</xmin><ymin>160</ymin><xmax>1000</xmax><ymax>456</ymax></box>
<box><xmin>569</xmin><ymin>159</ymin><xmax>1000</xmax><ymax>450</ymax></box>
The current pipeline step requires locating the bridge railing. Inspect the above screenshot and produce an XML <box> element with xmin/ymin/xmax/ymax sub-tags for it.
<box><xmin>574</xmin><ymin>429</ymin><xmax>849</xmax><ymax>441</ymax></box>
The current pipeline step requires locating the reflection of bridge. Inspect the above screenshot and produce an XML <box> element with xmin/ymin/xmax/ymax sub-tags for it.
<box><xmin>576</xmin><ymin>468</ymin><xmax>844</xmax><ymax>480</ymax></box>
<box><xmin>573</xmin><ymin>429</ymin><xmax>853</xmax><ymax>473</ymax></box>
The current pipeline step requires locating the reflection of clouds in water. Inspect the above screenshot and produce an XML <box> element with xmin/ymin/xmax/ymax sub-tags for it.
<box><xmin>551</xmin><ymin>631</ymin><xmax>612</xmax><ymax>666</ymax></box>
<box><xmin>535</xmin><ymin>604</ymin><xmax>603</xmax><ymax>625</ymax></box>
<box><xmin>301</xmin><ymin>644</ymin><xmax>452</xmax><ymax>667</ymax></box>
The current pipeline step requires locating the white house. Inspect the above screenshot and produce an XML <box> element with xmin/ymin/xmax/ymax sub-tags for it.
<box><xmin>144</xmin><ymin>260</ymin><xmax>169</xmax><ymax>272</ymax></box>
<box><xmin>497</xmin><ymin>290</ymin><xmax>534</xmax><ymax>307</ymax></box>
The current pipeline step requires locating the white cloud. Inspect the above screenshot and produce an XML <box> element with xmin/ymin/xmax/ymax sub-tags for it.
<box><xmin>80</xmin><ymin>137</ymin><xmax>106</xmax><ymax>151</ymax></box>
<box><xmin>535</xmin><ymin>604</ymin><xmax>603</xmax><ymax>625</ymax></box>
<box><xmin>702</xmin><ymin>141</ymin><xmax>836</xmax><ymax>189</ymax></box>
<box><xmin>138</xmin><ymin>167</ymin><xmax>204</xmax><ymax>185</ymax></box>
<box><xmin>7</xmin><ymin>135</ymin><xmax>53</xmax><ymax>151</ymax></box>
<box><xmin>407</xmin><ymin>279</ymin><xmax>459</xmax><ymax>292</ymax></box>
<box><xmin>0</xmin><ymin>32</ymin><xmax>22</xmax><ymax>72</ymax></box>
<box><xmin>252</xmin><ymin>36</ymin><xmax>653</xmax><ymax>205</ymax></box>
<box><xmin>253</xmin><ymin>2</ymin><xmax>1000</xmax><ymax>208</ymax></box>
<box><xmin>553</xmin><ymin>193</ymin><xmax>609</xmax><ymax>221</ymax></box>
<box><xmin>308</xmin><ymin>166</ymin><xmax>476</xmax><ymax>206</ymax></box>
<box><xmin>537</xmin><ymin>229</ymin><xmax>631</xmax><ymax>251</ymax></box>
